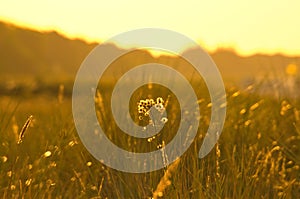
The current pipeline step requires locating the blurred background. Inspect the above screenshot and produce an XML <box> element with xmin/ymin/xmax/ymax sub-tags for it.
<box><xmin>0</xmin><ymin>0</ymin><xmax>299</xmax><ymax>98</ymax></box>
<box><xmin>0</xmin><ymin>1</ymin><xmax>299</xmax><ymax>198</ymax></box>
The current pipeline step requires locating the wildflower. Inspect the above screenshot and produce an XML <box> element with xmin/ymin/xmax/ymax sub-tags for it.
<box><xmin>137</xmin><ymin>97</ymin><xmax>167</xmax><ymax>120</ymax></box>
<box><xmin>43</xmin><ymin>151</ymin><xmax>52</xmax><ymax>158</ymax></box>
<box><xmin>149</xmin><ymin>99</ymin><xmax>155</xmax><ymax>105</ymax></box>
<box><xmin>154</xmin><ymin>103</ymin><xmax>163</xmax><ymax>110</ymax></box>
<box><xmin>7</xmin><ymin>171</ymin><xmax>12</xmax><ymax>177</ymax></box>
<box><xmin>1</xmin><ymin>156</ymin><xmax>7</xmax><ymax>163</ymax></box>
<box><xmin>86</xmin><ymin>161</ymin><xmax>92</xmax><ymax>167</ymax></box>
<box><xmin>280</xmin><ymin>100</ymin><xmax>292</xmax><ymax>116</ymax></box>
<box><xmin>10</xmin><ymin>185</ymin><xmax>16</xmax><ymax>190</ymax></box>
<box><xmin>156</xmin><ymin>97</ymin><xmax>164</xmax><ymax>104</ymax></box>
<box><xmin>161</xmin><ymin>117</ymin><xmax>168</xmax><ymax>123</ymax></box>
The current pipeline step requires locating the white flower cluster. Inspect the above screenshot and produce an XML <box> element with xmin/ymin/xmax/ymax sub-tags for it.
<box><xmin>137</xmin><ymin>97</ymin><xmax>165</xmax><ymax>120</ymax></box>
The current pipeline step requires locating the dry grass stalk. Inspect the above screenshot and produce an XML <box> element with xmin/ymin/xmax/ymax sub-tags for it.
<box><xmin>215</xmin><ymin>141</ymin><xmax>221</xmax><ymax>179</ymax></box>
<box><xmin>73</xmin><ymin>169</ymin><xmax>86</xmax><ymax>192</ymax></box>
<box><xmin>58</xmin><ymin>84</ymin><xmax>64</xmax><ymax>103</ymax></box>
<box><xmin>17</xmin><ymin>115</ymin><xmax>33</xmax><ymax>144</ymax></box>
<box><xmin>152</xmin><ymin>158</ymin><xmax>180</xmax><ymax>199</ymax></box>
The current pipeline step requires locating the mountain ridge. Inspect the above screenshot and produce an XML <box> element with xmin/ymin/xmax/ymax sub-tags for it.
<box><xmin>1</xmin><ymin>20</ymin><xmax>299</xmax><ymax>85</ymax></box>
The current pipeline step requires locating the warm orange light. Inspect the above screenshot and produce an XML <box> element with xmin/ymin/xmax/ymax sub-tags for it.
<box><xmin>1</xmin><ymin>0</ymin><xmax>300</xmax><ymax>57</ymax></box>
<box><xmin>285</xmin><ymin>63</ymin><xmax>298</xmax><ymax>76</ymax></box>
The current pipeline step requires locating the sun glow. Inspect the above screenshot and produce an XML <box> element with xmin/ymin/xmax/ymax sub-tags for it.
<box><xmin>0</xmin><ymin>0</ymin><xmax>300</xmax><ymax>56</ymax></box>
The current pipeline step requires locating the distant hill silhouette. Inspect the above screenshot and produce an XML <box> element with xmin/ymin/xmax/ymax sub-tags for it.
<box><xmin>0</xmin><ymin>21</ymin><xmax>96</xmax><ymax>81</ymax></box>
<box><xmin>0</xmin><ymin>20</ymin><xmax>299</xmax><ymax>92</ymax></box>
<box><xmin>209</xmin><ymin>49</ymin><xmax>300</xmax><ymax>83</ymax></box>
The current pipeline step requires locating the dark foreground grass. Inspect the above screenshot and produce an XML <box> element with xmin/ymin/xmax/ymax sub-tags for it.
<box><xmin>0</xmin><ymin>84</ymin><xmax>299</xmax><ymax>199</ymax></box>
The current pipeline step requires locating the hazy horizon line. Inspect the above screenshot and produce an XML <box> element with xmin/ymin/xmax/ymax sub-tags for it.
<box><xmin>1</xmin><ymin>18</ymin><xmax>300</xmax><ymax>58</ymax></box>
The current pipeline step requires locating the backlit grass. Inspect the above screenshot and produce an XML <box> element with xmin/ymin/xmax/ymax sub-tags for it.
<box><xmin>0</xmin><ymin>82</ymin><xmax>299</xmax><ymax>198</ymax></box>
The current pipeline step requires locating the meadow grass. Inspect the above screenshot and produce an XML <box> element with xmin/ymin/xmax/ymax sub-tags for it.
<box><xmin>0</xmin><ymin>82</ymin><xmax>299</xmax><ymax>199</ymax></box>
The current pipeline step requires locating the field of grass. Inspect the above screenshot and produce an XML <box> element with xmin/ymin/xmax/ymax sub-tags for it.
<box><xmin>0</xmin><ymin>78</ymin><xmax>300</xmax><ymax>199</ymax></box>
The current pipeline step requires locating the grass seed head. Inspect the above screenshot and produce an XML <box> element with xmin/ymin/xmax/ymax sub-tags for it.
<box><xmin>17</xmin><ymin>115</ymin><xmax>34</xmax><ymax>144</ymax></box>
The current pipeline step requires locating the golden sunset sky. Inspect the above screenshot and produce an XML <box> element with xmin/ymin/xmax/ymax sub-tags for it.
<box><xmin>1</xmin><ymin>0</ymin><xmax>299</xmax><ymax>56</ymax></box>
